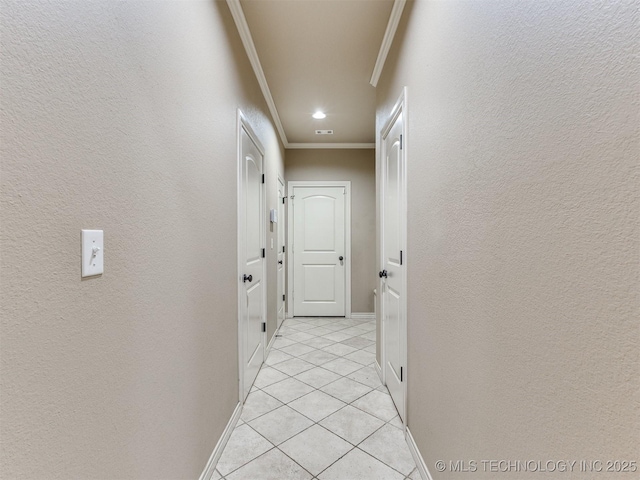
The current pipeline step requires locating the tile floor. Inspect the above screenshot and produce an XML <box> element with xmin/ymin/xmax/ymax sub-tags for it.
<box><xmin>214</xmin><ymin>317</ymin><xmax>420</xmax><ymax>480</ymax></box>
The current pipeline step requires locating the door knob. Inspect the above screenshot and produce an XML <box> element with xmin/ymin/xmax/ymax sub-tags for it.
<box><xmin>243</xmin><ymin>274</ymin><xmax>253</xmax><ymax>283</ymax></box>
<box><xmin>339</xmin><ymin>256</ymin><xmax>344</xmax><ymax>261</ymax></box>
<box><xmin>278</xmin><ymin>260</ymin><xmax>283</xmax><ymax>264</ymax></box>
<box><xmin>379</xmin><ymin>270</ymin><xmax>388</xmax><ymax>278</ymax></box>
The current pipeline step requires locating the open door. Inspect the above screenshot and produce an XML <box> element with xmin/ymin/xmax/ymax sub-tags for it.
<box><xmin>237</xmin><ymin>111</ymin><xmax>266</xmax><ymax>401</ymax></box>
<box><xmin>380</xmin><ymin>90</ymin><xmax>407</xmax><ymax>421</ymax></box>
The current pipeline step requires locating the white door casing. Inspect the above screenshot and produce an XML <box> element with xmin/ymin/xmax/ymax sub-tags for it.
<box><xmin>287</xmin><ymin>181</ymin><xmax>351</xmax><ymax>317</ymax></box>
<box><xmin>380</xmin><ymin>89</ymin><xmax>407</xmax><ymax>422</ymax></box>
<box><xmin>277</xmin><ymin>176</ymin><xmax>286</xmax><ymax>327</ymax></box>
<box><xmin>237</xmin><ymin>111</ymin><xmax>266</xmax><ymax>402</ymax></box>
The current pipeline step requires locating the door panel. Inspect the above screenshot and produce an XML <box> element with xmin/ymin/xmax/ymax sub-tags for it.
<box><xmin>382</xmin><ymin>110</ymin><xmax>406</xmax><ymax>420</ymax></box>
<box><xmin>303</xmin><ymin>196</ymin><xmax>336</xmax><ymax>250</ymax></box>
<box><xmin>240</xmin><ymin>125</ymin><xmax>265</xmax><ymax>401</ymax></box>
<box><xmin>292</xmin><ymin>186</ymin><xmax>346</xmax><ymax>317</ymax></box>
<box><xmin>303</xmin><ymin>265</ymin><xmax>336</xmax><ymax>301</ymax></box>
<box><xmin>386</xmin><ymin>285</ymin><xmax>401</xmax><ymax>379</ymax></box>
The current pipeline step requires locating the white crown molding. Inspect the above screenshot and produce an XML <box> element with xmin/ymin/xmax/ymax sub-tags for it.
<box><xmin>370</xmin><ymin>0</ymin><xmax>407</xmax><ymax>87</ymax></box>
<box><xmin>226</xmin><ymin>0</ymin><xmax>289</xmax><ymax>147</ymax></box>
<box><xmin>287</xmin><ymin>143</ymin><xmax>375</xmax><ymax>150</ymax></box>
<box><xmin>228</xmin><ymin>0</ymin><xmax>388</xmax><ymax>148</ymax></box>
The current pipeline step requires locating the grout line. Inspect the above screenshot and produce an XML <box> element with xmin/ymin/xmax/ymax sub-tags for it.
<box><xmin>272</xmin><ymin>445</ymin><xmax>316</xmax><ymax>478</ymax></box>
<box><xmin>270</xmin><ymin>419</ymin><xmax>317</xmax><ymax>446</ymax></box>
<box><xmin>312</xmin><ymin>444</ymin><xmax>358</xmax><ymax>478</ymax></box>
<box><xmin>218</xmin><ymin>440</ymin><xmax>277</xmax><ymax>478</ymax></box>
<box><xmin>315</xmin><ymin>404</ymin><xmax>386</xmax><ymax>449</ymax></box>
<box><xmin>226</xmin><ymin>318</ymin><xmax>386</xmax><ymax>478</ymax></box>
<box><xmin>357</xmin><ymin>443</ymin><xmax>415</xmax><ymax>478</ymax></box>
<box><xmin>275</xmin><ymin>446</ymin><xmax>322</xmax><ymax>476</ymax></box>
<box><xmin>240</xmin><ymin>390</ymin><xmax>287</xmax><ymax>423</ymax></box>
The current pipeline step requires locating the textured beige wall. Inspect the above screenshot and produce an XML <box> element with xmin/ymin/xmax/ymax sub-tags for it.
<box><xmin>377</xmin><ymin>1</ymin><xmax>639</xmax><ymax>478</ymax></box>
<box><xmin>285</xmin><ymin>149</ymin><xmax>376</xmax><ymax>313</ymax></box>
<box><xmin>0</xmin><ymin>1</ymin><xmax>283</xmax><ymax>478</ymax></box>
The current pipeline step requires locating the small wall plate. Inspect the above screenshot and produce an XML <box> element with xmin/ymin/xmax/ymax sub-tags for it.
<box><xmin>82</xmin><ymin>229</ymin><xmax>103</xmax><ymax>277</ymax></box>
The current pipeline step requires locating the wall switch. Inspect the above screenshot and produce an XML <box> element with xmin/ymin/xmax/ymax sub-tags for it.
<box><xmin>82</xmin><ymin>229</ymin><xmax>103</xmax><ymax>277</ymax></box>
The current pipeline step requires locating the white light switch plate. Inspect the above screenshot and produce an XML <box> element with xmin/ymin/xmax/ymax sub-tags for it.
<box><xmin>82</xmin><ymin>229</ymin><xmax>103</xmax><ymax>277</ymax></box>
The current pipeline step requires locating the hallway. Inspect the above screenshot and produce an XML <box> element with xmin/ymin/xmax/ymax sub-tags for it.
<box><xmin>215</xmin><ymin>317</ymin><xmax>418</xmax><ymax>480</ymax></box>
<box><xmin>2</xmin><ymin>1</ymin><xmax>637</xmax><ymax>479</ymax></box>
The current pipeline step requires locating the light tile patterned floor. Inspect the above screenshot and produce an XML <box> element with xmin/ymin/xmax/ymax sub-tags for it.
<box><xmin>215</xmin><ymin>317</ymin><xmax>419</xmax><ymax>480</ymax></box>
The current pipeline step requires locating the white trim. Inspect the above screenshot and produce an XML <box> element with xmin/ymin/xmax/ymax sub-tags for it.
<box><xmin>277</xmin><ymin>174</ymin><xmax>287</xmax><ymax>329</ymax></box>
<box><xmin>381</xmin><ymin>87</ymin><xmax>406</xmax><ymax>139</ymax></box>
<box><xmin>237</xmin><ymin>109</ymin><xmax>268</xmax><ymax>402</ymax></box>
<box><xmin>226</xmin><ymin>0</ymin><xmax>387</xmax><ymax>149</ymax></box>
<box><xmin>350</xmin><ymin>312</ymin><xmax>375</xmax><ymax>320</ymax></box>
<box><xmin>287</xmin><ymin>143</ymin><xmax>375</xmax><ymax>150</ymax></box>
<box><xmin>370</xmin><ymin>0</ymin><xmax>407</xmax><ymax>87</ymax></box>
<box><xmin>267</xmin><ymin>312</ymin><xmax>287</xmax><ymax>355</ymax></box>
<box><xmin>374</xmin><ymin>359</ymin><xmax>384</xmax><ymax>384</ymax></box>
<box><xmin>266</xmin><ymin>320</ymin><xmax>279</xmax><ymax>355</ymax></box>
<box><xmin>226</xmin><ymin>1</ymin><xmax>288</xmax><ymax>147</ymax></box>
<box><xmin>400</xmin><ymin>87</ymin><xmax>409</xmax><ymax>429</ymax></box>
<box><xmin>198</xmin><ymin>402</ymin><xmax>243</xmax><ymax>480</ymax></box>
<box><xmin>406</xmin><ymin>427</ymin><xmax>433</xmax><ymax>480</ymax></box>
<box><xmin>287</xmin><ymin>181</ymin><xmax>351</xmax><ymax>318</ymax></box>
<box><xmin>236</xmin><ymin>110</ymin><xmax>244</xmax><ymax>405</ymax></box>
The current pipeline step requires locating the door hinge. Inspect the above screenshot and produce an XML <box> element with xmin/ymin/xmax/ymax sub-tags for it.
<box><xmin>282</xmin><ymin>294</ymin><xmax>285</xmax><ymax>301</ymax></box>
<box><xmin>262</xmin><ymin>248</ymin><xmax>266</xmax><ymax>258</ymax></box>
<box><xmin>400</xmin><ymin>250</ymin><xmax>403</xmax><ymax>266</ymax></box>
<box><xmin>261</xmin><ymin>174</ymin><xmax>265</xmax><ymax>184</ymax></box>
<box><xmin>282</xmin><ymin>197</ymin><xmax>286</xmax><ymax>204</ymax></box>
<box><xmin>283</xmin><ymin>246</ymin><xmax>285</xmax><ymax>253</ymax></box>
<box><xmin>400</xmin><ymin>366</ymin><xmax>403</xmax><ymax>382</ymax></box>
<box><xmin>262</xmin><ymin>322</ymin><xmax>266</xmax><ymax>333</ymax></box>
<box><xmin>400</xmin><ymin>134</ymin><xmax>403</xmax><ymax>150</ymax></box>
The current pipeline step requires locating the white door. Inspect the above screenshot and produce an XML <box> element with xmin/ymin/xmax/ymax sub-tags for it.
<box><xmin>290</xmin><ymin>184</ymin><xmax>349</xmax><ymax>317</ymax></box>
<box><xmin>381</xmin><ymin>100</ymin><xmax>406</xmax><ymax>420</ymax></box>
<box><xmin>239</xmin><ymin>118</ymin><xmax>265</xmax><ymax>401</ymax></box>
<box><xmin>277</xmin><ymin>177</ymin><xmax>286</xmax><ymax>327</ymax></box>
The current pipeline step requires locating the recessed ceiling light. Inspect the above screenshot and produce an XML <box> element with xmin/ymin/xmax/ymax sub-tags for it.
<box><xmin>312</xmin><ymin>111</ymin><xmax>326</xmax><ymax>119</ymax></box>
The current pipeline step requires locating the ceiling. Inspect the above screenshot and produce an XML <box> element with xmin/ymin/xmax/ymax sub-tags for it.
<box><xmin>233</xmin><ymin>0</ymin><xmax>400</xmax><ymax>148</ymax></box>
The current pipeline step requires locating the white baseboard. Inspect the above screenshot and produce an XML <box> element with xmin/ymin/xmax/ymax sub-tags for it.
<box><xmin>406</xmin><ymin>427</ymin><xmax>433</xmax><ymax>480</ymax></box>
<box><xmin>350</xmin><ymin>312</ymin><xmax>375</xmax><ymax>320</ymax></box>
<box><xmin>199</xmin><ymin>402</ymin><xmax>243</xmax><ymax>480</ymax></box>
<box><xmin>374</xmin><ymin>358</ymin><xmax>384</xmax><ymax>384</ymax></box>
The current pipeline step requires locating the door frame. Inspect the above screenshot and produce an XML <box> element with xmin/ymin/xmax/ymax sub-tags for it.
<box><xmin>287</xmin><ymin>180</ymin><xmax>351</xmax><ymax>318</ymax></box>
<box><xmin>378</xmin><ymin>88</ymin><xmax>408</xmax><ymax>425</ymax></box>
<box><xmin>277</xmin><ymin>174</ymin><xmax>286</xmax><ymax>328</ymax></box>
<box><xmin>236</xmin><ymin>109</ymin><xmax>267</xmax><ymax>402</ymax></box>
